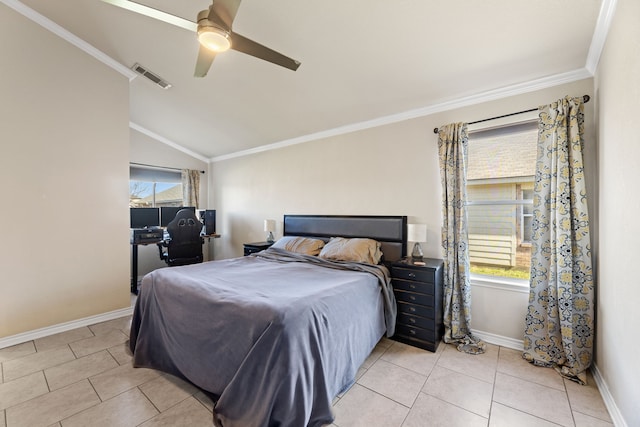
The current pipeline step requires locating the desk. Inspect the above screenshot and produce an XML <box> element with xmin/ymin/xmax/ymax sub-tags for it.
<box><xmin>131</xmin><ymin>239</ymin><xmax>162</xmax><ymax>294</ymax></box>
<box><xmin>131</xmin><ymin>233</ymin><xmax>221</xmax><ymax>294</ymax></box>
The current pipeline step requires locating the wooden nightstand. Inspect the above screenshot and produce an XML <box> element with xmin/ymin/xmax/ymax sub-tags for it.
<box><xmin>243</xmin><ymin>241</ymin><xmax>274</xmax><ymax>256</ymax></box>
<box><xmin>391</xmin><ymin>257</ymin><xmax>443</xmax><ymax>352</ymax></box>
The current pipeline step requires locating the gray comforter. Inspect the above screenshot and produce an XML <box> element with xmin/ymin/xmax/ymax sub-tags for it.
<box><xmin>129</xmin><ymin>248</ymin><xmax>396</xmax><ymax>427</ymax></box>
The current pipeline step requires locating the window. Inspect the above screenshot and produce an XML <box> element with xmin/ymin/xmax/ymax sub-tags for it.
<box><xmin>129</xmin><ymin>166</ymin><xmax>182</xmax><ymax>208</ymax></box>
<box><xmin>466</xmin><ymin>122</ymin><xmax>537</xmax><ymax>282</ymax></box>
<box><xmin>520</xmin><ymin>188</ymin><xmax>534</xmax><ymax>244</ymax></box>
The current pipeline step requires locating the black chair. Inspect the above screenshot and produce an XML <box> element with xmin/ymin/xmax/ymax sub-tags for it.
<box><xmin>157</xmin><ymin>209</ymin><xmax>204</xmax><ymax>266</ymax></box>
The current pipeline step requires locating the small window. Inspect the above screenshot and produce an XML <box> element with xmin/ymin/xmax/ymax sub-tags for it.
<box><xmin>521</xmin><ymin>188</ymin><xmax>534</xmax><ymax>244</ymax></box>
<box><xmin>129</xmin><ymin>166</ymin><xmax>182</xmax><ymax>208</ymax></box>
<box><xmin>466</xmin><ymin>122</ymin><xmax>537</xmax><ymax>282</ymax></box>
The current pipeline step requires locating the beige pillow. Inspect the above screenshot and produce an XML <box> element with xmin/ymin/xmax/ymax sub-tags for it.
<box><xmin>271</xmin><ymin>236</ymin><xmax>325</xmax><ymax>256</ymax></box>
<box><xmin>318</xmin><ymin>237</ymin><xmax>382</xmax><ymax>264</ymax></box>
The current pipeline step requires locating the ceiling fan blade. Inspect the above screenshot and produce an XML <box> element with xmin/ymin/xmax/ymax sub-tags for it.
<box><xmin>101</xmin><ymin>0</ymin><xmax>197</xmax><ymax>32</ymax></box>
<box><xmin>194</xmin><ymin>44</ymin><xmax>217</xmax><ymax>77</ymax></box>
<box><xmin>230</xmin><ymin>32</ymin><xmax>301</xmax><ymax>71</ymax></box>
<box><xmin>209</xmin><ymin>0</ymin><xmax>241</xmax><ymax>29</ymax></box>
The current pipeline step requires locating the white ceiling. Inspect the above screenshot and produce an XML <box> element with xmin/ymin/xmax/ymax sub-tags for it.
<box><xmin>12</xmin><ymin>0</ymin><xmax>605</xmax><ymax>160</ymax></box>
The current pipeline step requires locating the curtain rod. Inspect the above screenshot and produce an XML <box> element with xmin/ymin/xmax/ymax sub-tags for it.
<box><xmin>130</xmin><ymin>162</ymin><xmax>205</xmax><ymax>174</ymax></box>
<box><xmin>432</xmin><ymin>94</ymin><xmax>590</xmax><ymax>134</ymax></box>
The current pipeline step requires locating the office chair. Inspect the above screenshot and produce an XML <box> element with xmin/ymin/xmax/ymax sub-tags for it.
<box><xmin>157</xmin><ymin>208</ymin><xmax>204</xmax><ymax>266</ymax></box>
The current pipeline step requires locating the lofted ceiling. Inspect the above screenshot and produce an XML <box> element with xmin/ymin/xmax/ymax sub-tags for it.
<box><xmin>12</xmin><ymin>0</ymin><xmax>604</xmax><ymax>160</ymax></box>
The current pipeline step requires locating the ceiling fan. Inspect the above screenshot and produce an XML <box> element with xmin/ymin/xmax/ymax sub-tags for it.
<box><xmin>101</xmin><ymin>0</ymin><xmax>301</xmax><ymax>77</ymax></box>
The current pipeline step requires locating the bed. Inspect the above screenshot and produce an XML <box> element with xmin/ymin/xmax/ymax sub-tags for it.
<box><xmin>129</xmin><ymin>215</ymin><xmax>407</xmax><ymax>427</ymax></box>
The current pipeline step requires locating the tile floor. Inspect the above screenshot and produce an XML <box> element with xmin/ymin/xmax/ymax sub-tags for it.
<box><xmin>0</xmin><ymin>315</ymin><xmax>613</xmax><ymax>427</ymax></box>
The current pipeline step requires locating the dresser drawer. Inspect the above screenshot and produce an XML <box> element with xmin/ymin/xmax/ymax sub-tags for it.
<box><xmin>392</xmin><ymin>278</ymin><xmax>435</xmax><ymax>295</ymax></box>
<box><xmin>391</xmin><ymin>266</ymin><xmax>435</xmax><ymax>283</ymax></box>
<box><xmin>395</xmin><ymin>324</ymin><xmax>438</xmax><ymax>342</ymax></box>
<box><xmin>397</xmin><ymin>311</ymin><xmax>435</xmax><ymax>331</ymax></box>
<box><xmin>394</xmin><ymin>290</ymin><xmax>434</xmax><ymax>308</ymax></box>
<box><xmin>397</xmin><ymin>301</ymin><xmax>434</xmax><ymax>319</ymax></box>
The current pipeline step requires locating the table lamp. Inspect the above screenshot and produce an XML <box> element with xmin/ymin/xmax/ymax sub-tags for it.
<box><xmin>264</xmin><ymin>219</ymin><xmax>276</xmax><ymax>243</ymax></box>
<box><xmin>407</xmin><ymin>224</ymin><xmax>427</xmax><ymax>260</ymax></box>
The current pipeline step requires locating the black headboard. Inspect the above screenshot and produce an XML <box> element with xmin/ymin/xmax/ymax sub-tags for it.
<box><xmin>283</xmin><ymin>215</ymin><xmax>407</xmax><ymax>262</ymax></box>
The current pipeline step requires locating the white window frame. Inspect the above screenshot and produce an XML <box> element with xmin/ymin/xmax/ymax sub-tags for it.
<box><xmin>520</xmin><ymin>188</ymin><xmax>534</xmax><ymax>245</ymax></box>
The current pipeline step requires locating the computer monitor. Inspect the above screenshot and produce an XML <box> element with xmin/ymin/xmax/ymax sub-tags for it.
<box><xmin>160</xmin><ymin>206</ymin><xmax>196</xmax><ymax>227</ymax></box>
<box><xmin>130</xmin><ymin>208</ymin><xmax>160</xmax><ymax>229</ymax></box>
<box><xmin>202</xmin><ymin>209</ymin><xmax>216</xmax><ymax>235</ymax></box>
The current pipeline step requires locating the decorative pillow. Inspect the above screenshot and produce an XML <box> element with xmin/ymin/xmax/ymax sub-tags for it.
<box><xmin>271</xmin><ymin>236</ymin><xmax>325</xmax><ymax>256</ymax></box>
<box><xmin>318</xmin><ymin>237</ymin><xmax>383</xmax><ymax>265</ymax></box>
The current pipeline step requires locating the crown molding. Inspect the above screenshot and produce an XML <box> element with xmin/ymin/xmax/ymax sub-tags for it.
<box><xmin>586</xmin><ymin>0</ymin><xmax>618</xmax><ymax>74</ymax></box>
<box><xmin>1</xmin><ymin>0</ymin><xmax>138</xmax><ymax>81</ymax></box>
<box><xmin>130</xmin><ymin>122</ymin><xmax>210</xmax><ymax>163</ymax></box>
<box><xmin>210</xmin><ymin>67</ymin><xmax>592</xmax><ymax>163</ymax></box>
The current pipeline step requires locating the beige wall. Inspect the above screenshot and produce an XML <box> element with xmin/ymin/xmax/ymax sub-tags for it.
<box><xmin>594</xmin><ymin>0</ymin><xmax>640</xmax><ymax>425</ymax></box>
<box><xmin>0</xmin><ymin>6</ymin><xmax>130</xmax><ymax>337</ymax></box>
<box><xmin>211</xmin><ymin>78</ymin><xmax>596</xmax><ymax>344</ymax></box>
<box><xmin>130</xmin><ymin>129</ymin><xmax>210</xmax><ymax>275</ymax></box>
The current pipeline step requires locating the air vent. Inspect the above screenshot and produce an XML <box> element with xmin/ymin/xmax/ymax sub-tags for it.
<box><xmin>131</xmin><ymin>63</ymin><xmax>172</xmax><ymax>90</ymax></box>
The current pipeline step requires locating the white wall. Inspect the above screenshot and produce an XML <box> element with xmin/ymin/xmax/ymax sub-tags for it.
<box><xmin>594</xmin><ymin>0</ymin><xmax>640</xmax><ymax>425</ymax></box>
<box><xmin>211</xmin><ymin>78</ymin><xmax>596</xmax><ymax>344</ymax></box>
<box><xmin>0</xmin><ymin>5</ymin><xmax>130</xmax><ymax>337</ymax></box>
<box><xmin>130</xmin><ymin>128</ymin><xmax>210</xmax><ymax>276</ymax></box>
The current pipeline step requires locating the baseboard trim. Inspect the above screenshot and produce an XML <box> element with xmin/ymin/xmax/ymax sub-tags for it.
<box><xmin>591</xmin><ymin>363</ymin><xmax>627</xmax><ymax>427</ymax></box>
<box><xmin>471</xmin><ymin>329</ymin><xmax>524</xmax><ymax>351</ymax></box>
<box><xmin>0</xmin><ymin>306</ymin><xmax>134</xmax><ymax>349</ymax></box>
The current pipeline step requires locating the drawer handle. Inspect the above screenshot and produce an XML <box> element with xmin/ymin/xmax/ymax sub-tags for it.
<box><xmin>409</xmin><ymin>284</ymin><xmax>416</xmax><ymax>289</ymax></box>
<box><xmin>409</xmin><ymin>296</ymin><xmax>416</xmax><ymax>301</ymax></box>
<box><xmin>409</xmin><ymin>329</ymin><xmax>416</xmax><ymax>335</ymax></box>
<box><xmin>408</xmin><ymin>273</ymin><xmax>416</xmax><ymax>278</ymax></box>
<box><xmin>409</xmin><ymin>307</ymin><xmax>416</xmax><ymax>312</ymax></box>
<box><xmin>409</xmin><ymin>318</ymin><xmax>416</xmax><ymax>324</ymax></box>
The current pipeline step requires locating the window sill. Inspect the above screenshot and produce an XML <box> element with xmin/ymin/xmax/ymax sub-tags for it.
<box><xmin>470</xmin><ymin>274</ymin><xmax>530</xmax><ymax>293</ymax></box>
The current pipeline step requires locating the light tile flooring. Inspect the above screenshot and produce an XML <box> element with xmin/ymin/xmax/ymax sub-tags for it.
<box><xmin>0</xmin><ymin>315</ymin><xmax>613</xmax><ymax>427</ymax></box>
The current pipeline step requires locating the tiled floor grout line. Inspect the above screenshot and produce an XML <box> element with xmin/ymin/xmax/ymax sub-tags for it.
<box><xmin>86</xmin><ymin>375</ymin><xmax>103</xmax><ymax>403</ymax></box>
<box><xmin>487</xmin><ymin>346</ymin><xmax>500</xmax><ymax>424</ymax></box>
<box><xmin>427</xmin><ymin>391</ymin><xmax>491</xmax><ymax>422</ymax></box>
<box><xmin>42</xmin><ymin>367</ymin><xmax>52</xmax><ymax>393</ymax></box>
<box><xmin>565</xmin><ymin>378</ymin><xmax>578</xmax><ymax>427</ymax></box>
<box><xmin>136</xmin><ymin>383</ymin><xmax>164</xmax><ymax>414</ymax></box>
<box><xmin>67</xmin><ymin>342</ymin><xmax>80</xmax><ymax>360</ymax></box>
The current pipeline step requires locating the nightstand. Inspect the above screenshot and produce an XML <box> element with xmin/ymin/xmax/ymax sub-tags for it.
<box><xmin>243</xmin><ymin>241</ymin><xmax>274</xmax><ymax>256</ymax></box>
<box><xmin>391</xmin><ymin>257</ymin><xmax>443</xmax><ymax>352</ymax></box>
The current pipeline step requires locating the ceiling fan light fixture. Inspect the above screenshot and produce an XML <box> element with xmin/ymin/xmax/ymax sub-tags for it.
<box><xmin>198</xmin><ymin>26</ymin><xmax>231</xmax><ymax>52</ymax></box>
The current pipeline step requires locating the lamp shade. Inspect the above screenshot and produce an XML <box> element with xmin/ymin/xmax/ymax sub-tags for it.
<box><xmin>264</xmin><ymin>219</ymin><xmax>276</xmax><ymax>232</ymax></box>
<box><xmin>407</xmin><ymin>224</ymin><xmax>427</xmax><ymax>242</ymax></box>
<box><xmin>197</xmin><ymin>27</ymin><xmax>231</xmax><ymax>52</ymax></box>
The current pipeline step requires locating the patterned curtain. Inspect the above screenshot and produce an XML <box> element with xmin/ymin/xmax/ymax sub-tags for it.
<box><xmin>437</xmin><ymin>123</ymin><xmax>486</xmax><ymax>355</ymax></box>
<box><xmin>524</xmin><ymin>96</ymin><xmax>594</xmax><ymax>385</ymax></box>
<box><xmin>181</xmin><ymin>169</ymin><xmax>200</xmax><ymax>207</ymax></box>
